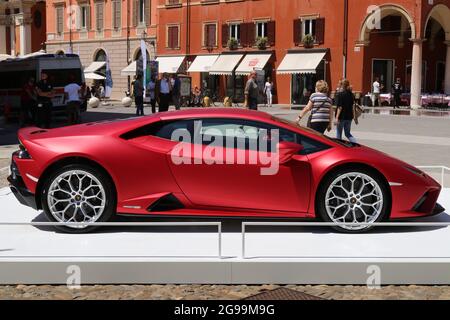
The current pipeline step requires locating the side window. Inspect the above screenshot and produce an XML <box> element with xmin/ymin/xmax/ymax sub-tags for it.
<box><xmin>297</xmin><ymin>135</ymin><xmax>330</xmax><ymax>155</ymax></box>
<box><xmin>153</xmin><ymin>120</ymin><xmax>193</xmax><ymax>141</ymax></box>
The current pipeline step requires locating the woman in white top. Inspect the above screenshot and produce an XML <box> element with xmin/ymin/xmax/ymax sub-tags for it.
<box><xmin>264</xmin><ymin>77</ymin><xmax>273</xmax><ymax>107</ymax></box>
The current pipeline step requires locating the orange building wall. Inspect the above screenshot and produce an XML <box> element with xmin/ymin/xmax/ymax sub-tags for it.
<box><xmin>157</xmin><ymin>0</ymin><xmax>448</xmax><ymax>104</ymax></box>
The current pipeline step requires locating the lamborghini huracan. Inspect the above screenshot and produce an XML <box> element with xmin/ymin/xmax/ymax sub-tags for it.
<box><xmin>9</xmin><ymin>109</ymin><xmax>444</xmax><ymax>233</ymax></box>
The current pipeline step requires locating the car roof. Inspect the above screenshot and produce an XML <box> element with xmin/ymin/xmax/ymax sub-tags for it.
<box><xmin>158</xmin><ymin>108</ymin><xmax>273</xmax><ymax>121</ymax></box>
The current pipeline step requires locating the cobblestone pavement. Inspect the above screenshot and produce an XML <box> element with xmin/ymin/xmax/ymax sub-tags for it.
<box><xmin>1</xmin><ymin>284</ymin><xmax>450</xmax><ymax>300</ymax></box>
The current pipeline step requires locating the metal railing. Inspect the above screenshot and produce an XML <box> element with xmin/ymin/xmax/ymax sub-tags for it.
<box><xmin>0</xmin><ymin>221</ymin><xmax>223</xmax><ymax>259</ymax></box>
<box><xmin>241</xmin><ymin>165</ymin><xmax>450</xmax><ymax>259</ymax></box>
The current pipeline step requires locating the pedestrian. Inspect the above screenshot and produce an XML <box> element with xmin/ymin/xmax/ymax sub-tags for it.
<box><xmin>80</xmin><ymin>82</ymin><xmax>91</xmax><ymax>111</ymax></box>
<box><xmin>64</xmin><ymin>74</ymin><xmax>82</xmax><ymax>125</ymax></box>
<box><xmin>146</xmin><ymin>75</ymin><xmax>157</xmax><ymax>114</ymax></box>
<box><xmin>134</xmin><ymin>74</ymin><xmax>144</xmax><ymax>116</ymax></box>
<box><xmin>334</xmin><ymin>79</ymin><xmax>357</xmax><ymax>143</ymax></box>
<box><xmin>20</xmin><ymin>77</ymin><xmax>37</xmax><ymax>127</ymax></box>
<box><xmin>371</xmin><ymin>77</ymin><xmax>381</xmax><ymax>107</ymax></box>
<box><xmin>244</xmin><ymin>70</ymin><xmax>259</xmax><ymax>110</ymax></box>
<box><xmin>392</xmin><ymin>78</ymin><xmax>403</xmax><ymax>109</ymax></box>
<box><xmin>156</xmin><ymin>73</ymin><xmax>172</xmax><ymax>113</ymax></box>
<box><xmin>171</xmin><ymin>74</ymin><xmax>181</xmax><ymax>110</ymax></box>
<box><xmin>193</xmin><ymin>86</ymin><xmax>202</xmax><ymax>107</ymax></box>
<box><xmin>35</xmin><ymin>71</ymin><xmax>54</xmax><ymax>129</ymax></box>
<box><xmin>297</xmin><ymin>80</ymin><xmax>333</xmax><ymax>134</ymax></box>
<box><xmin>264</xmin><ymin>77</ymin><xmax>273</xmax><ymax>107</ymax></box>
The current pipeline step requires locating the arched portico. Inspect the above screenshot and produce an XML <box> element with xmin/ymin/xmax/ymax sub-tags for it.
<box><xmin>424</xmin><ymin>4</ymin><xmax>450</xmax><ymax>95</ymax></box>
<box><xmin>359</xmin><ymin>4</ymin><xmax>424</xmax><ymax>108</ymax></box>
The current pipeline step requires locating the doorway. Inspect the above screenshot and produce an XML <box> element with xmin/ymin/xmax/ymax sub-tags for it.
<box><xmin>291</xmin><ymin>60</ymin><xmax>325</xmax><ymax>105</ymax></box>
<box><xmin>372</xmin><ymin>59</ymin><xmax>394</xmax><ymax>93</ymax></box>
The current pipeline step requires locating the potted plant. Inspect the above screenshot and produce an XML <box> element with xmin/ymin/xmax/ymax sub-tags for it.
<box><xmin>302</xmin><ymin>34</ymin><xmax>315</xmax><ymax>48</ymax></box>
<box><xmin>227</xmin><ymin>38</ymin><xmax>239</xmax><ymax>50</ymax></box>
<box><xmin>255</xmin><ymin>37</ymin><xmax>268</xmax><ymax>50</ymax></box>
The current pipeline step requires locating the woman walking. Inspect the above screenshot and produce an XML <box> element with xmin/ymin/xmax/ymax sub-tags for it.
<box><xmin>297</xmin><ymin>80</ymin><xmax>333</xmax><ymax>134</ymax></box>
<box><xmin>335</xmin><ymin>79</ymin><xmax>357</xmax><ymax>143</ymax></box>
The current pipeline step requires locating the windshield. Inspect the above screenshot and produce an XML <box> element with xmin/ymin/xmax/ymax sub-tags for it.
<box><xmin>271</xmin><ymin>115</ymin><xmax>357</xmax><ymax>147</ymax></box>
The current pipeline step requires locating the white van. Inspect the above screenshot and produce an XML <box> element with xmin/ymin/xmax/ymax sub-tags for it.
<box><xmin>0</xmin><ymin>53</ymin><xmax>85</xmax><ymax>120</ymax></box>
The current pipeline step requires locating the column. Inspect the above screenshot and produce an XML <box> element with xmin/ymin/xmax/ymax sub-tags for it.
<box><xmin>0</xmin><ymin>14</ymin><xmax>8</xmax><ymax>54</ymax></box>
<box><xmin>410</xmin><ymin>39</ymin><xmax>424</xmax><ymax>109</ymax></box>
<box><xmin>19</xmin><ymin>21</ymin><xmax>31</xmax><ymax>55</ymax></box>
<box><xmin>18</xmin><ymin>13</ymin><xmax>32</xmax><ymax>56</ymax></box>
<box><xmin>445</xmin><ymin>41</ymin><xmax>450</xmax><ymax>95</ymax></box>
<box><xmin>10</xmin><ymin>21</ymin><xmax>15</xmax><ymax>56</ymax></box>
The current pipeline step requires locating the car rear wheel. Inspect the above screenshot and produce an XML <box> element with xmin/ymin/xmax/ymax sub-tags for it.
<box><xmin>41</xmin><ymin>164</ymin><xmax>116</xmax><ymax>233</ymax></box>
<box><xmin>317</xmin><ymin>168</ymin><xmax>390</xmax><ymax>233</ymax></box>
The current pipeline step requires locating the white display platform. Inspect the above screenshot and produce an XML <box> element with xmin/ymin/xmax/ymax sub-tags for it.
<box><xmin>1</xmin><ymin>187</ymin><xmax>450</xmax><ymax>285</ymax></box>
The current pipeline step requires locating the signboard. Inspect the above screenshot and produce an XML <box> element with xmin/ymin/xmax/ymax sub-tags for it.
<box><xmin>180</xmin><ymin>77</ymin><xmax>192</xmax><ymax>97</ymax></box>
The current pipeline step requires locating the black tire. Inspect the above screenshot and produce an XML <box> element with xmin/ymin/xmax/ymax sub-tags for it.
<box><xmin>316</xmin><ymin>167</ymin><xmax>390</xmax><ymax>233</ymax></box>
<box><xmin>41</xmin><ymin>163</ymin><xmax>116</xmax><ymax>233</ymax></box>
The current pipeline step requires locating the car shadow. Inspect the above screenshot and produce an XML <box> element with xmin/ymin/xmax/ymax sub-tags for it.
<box><xmin>30</xmin><ymin>211</ymin><xmax>450</xmax><ymax>235</ymax></box>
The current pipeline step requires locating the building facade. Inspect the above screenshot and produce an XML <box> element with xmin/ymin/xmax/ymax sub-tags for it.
<box><xmin>0</xmin><ymin>0</ymin><xmax>46</xmax><ymax>57</ymax></box>
<box><xmin>157</xmin><ymin>0</ymin><xmax>450</xmax><ymax>107</ymax></box>
<box><xmin>45</xmin><ymin>0</ymin><xmax>158</xmax><ymax>99</ymax></box>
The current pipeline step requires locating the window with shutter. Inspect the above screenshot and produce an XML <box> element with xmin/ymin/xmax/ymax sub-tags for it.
<box><xmin>96</xmin><ymin>3</ymin><xmax>104</xmax><ymax>31</ymax></box>
<box><xmin>204</xmin><ymin>24</ymin><xmax>216</xmax><ymax>47</ymax></box>
<box><xmin>56</xmin><ymin>6</ymin><xmax>64</xmax><ymax>34</ymax></box>
<box><xmin>145</xmin><ymin>0</ymin><xmax>151</xmax><ymax>26</ymax></box>
<box><xmin>267</xmin><ymin>21</ymin><xmax>275</xmax><ymax>46</ymax></box>
<box><xmin>222</xmin><ymin>24</ymin><xmax>229</xmax><ymax>47</ymax></box>
<box><xmin>293</xmin><ymin>19</ymin><xmax>302</xmax><ymax>46</ymax></box>
<box><xmin>86</xmin><ymin>6</ymin><xmax>91</xmax><ymax>30</ymax></box>
<box><xmin>315</xmin><ymin>18</ymin><xmax>325</xmax><ymax>44</ymax></box>
<box><xmin>168</xmin><ymin>26</ymin><xmax>179</xmax><ymax>49</ymax></box>
<box><xmin>113</xmin><ymin>1</ymin><xmax>121</xmax><ymax>30</ymax></box>
<box><xmin>132</xmin><ymin>0</ymin><xmax>138</xmax><ymax>27</ymax></box>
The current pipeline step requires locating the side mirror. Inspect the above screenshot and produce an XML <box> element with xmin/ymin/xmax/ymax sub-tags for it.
<box><xmin>278</xmin><ymin>141</ymin><xmax>303</xmax><ymax>164</ymax></box>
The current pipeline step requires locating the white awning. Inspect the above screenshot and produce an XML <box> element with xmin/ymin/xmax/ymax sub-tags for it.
<box><xmin>235</xmin><ymin>54</ymin><xmax>272</xmax><ymax>75</ymax></box>
<box><xmin>209</xmin><ymin>54</ymin><xmax>244</xmax><ymax>75</ymax></box>
<box><xmin>121</xmin><ymin>61</ymin><xmax>137</xmax><ymax>76</ymax></box>
<box><xmin>156</xmin><ymin>56</ymin><xmax>185</xmax><ymax>74</ymax></box>
<box><xmin>84</xmin><ymin>72</ymin><xmax>106</xmax><ymax>80</ymax></box>
<box><xmin>187</xmin><ymin>55</ymin><xmax>220</xmax><ymax>73</ymax></box>
<box><xmin>84</xmin><ymin>61</ymin><xmax>106</xmax><ymax>73</ymax></box>
<box><xmin>277</xmin><ymin>51</ymin><xmax>326</xmax><ymax>74</ymax></box>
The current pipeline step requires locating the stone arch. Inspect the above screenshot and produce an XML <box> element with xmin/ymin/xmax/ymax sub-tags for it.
<box><xmin>92</xmin><ymin>48</ymin><xmax>107</xmax><ymax>62</ymax></box>
<box><xmin>424</xmin><ymin>4</ymin><xmax>450</xmax><ymax>41</ymax></box>
<box><xmin>359</xmin><ymin>4</ymin><xmax>416</xmax><ymax>43</ymax></box>
<box><xmin>132</xmin><ymin>47</ymin><xmax>150</xmax><ymax>61</ymax></box>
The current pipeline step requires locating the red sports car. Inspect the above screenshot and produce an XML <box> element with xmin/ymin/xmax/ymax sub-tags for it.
<box><xmin>9</xmin><ymin>108</ymin><xmax>444</xmax><ymax>233</ymax></box>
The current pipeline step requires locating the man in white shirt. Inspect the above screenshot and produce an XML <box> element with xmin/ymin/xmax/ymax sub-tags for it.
<box><xmin>157</xmin><ymin>73</ymin><xmax>172</xmax><ymax>112</ymax></box>
<box><xmin>64</xmin><ymin>74</ymin><xmax>81</xmax><ymax>125</ymax></box>
<box><xmin>371</xmin><ymin>77</ymin><xmax>381</xmax><ymax>107</ymax></box>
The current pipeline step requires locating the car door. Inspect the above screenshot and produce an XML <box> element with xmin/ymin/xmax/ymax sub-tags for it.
<box><xmin>166</xmin><ymin>117</ymin><xmax>312</xmax><ymax>213</ymax></box>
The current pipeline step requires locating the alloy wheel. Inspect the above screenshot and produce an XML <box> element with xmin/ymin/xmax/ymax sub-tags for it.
<box><xmin>325</xmin><ymin>172</ymin><xmax>384</xmax><ymax>231</ymax></box>
<box><xmin>47</xmin><ymin>170</ymin><xmax>106</xmax><ymax>228</ymax></box>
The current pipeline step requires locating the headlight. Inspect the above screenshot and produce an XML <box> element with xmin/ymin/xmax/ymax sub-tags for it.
<box><xmin>404</xmin><ymin>166</ymin><xmax>426</xmax><ymax>177</ymax></box>
<box><xmin>18</xmin><ymin>140</ymin><xmax>32</xmax><ymax>159</ymax></box>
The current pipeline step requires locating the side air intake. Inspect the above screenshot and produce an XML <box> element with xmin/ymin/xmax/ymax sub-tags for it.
<box><xmin>147</xmin><ymin>194</ymin><xmax>185</xmax><ymax>212</ymax></box>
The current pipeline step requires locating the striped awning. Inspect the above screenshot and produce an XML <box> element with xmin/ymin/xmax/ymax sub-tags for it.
<box><xmin>209</xmin><ymin>54</ymin><xmax>244</xmax><ymax>75</ymax></box>
<box><xmin>187</xmin><ymin>55</ymin><xmax>220</xmax><ymax>73</ymax></box>
<box><xmin>235</xmin><ymin>54</ymin><xmax>272</xmax><ymax>75</ymax></box>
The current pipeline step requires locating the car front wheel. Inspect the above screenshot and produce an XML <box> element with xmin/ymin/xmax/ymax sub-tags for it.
<box><xmin>317</xmin><ymin>168</ymin><xmax>390</xmax><ymax>233</ymax></box>
<box><xmin>41</xmin><ymin>164</ymin><xmax>116</xmax><ymax>233</ymax></box>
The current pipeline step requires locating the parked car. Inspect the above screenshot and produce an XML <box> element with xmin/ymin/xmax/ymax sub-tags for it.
<box><xmin>9</xmin><ymin>108</ymin><xmax>444</xmax><ymax>233</ymax></box>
